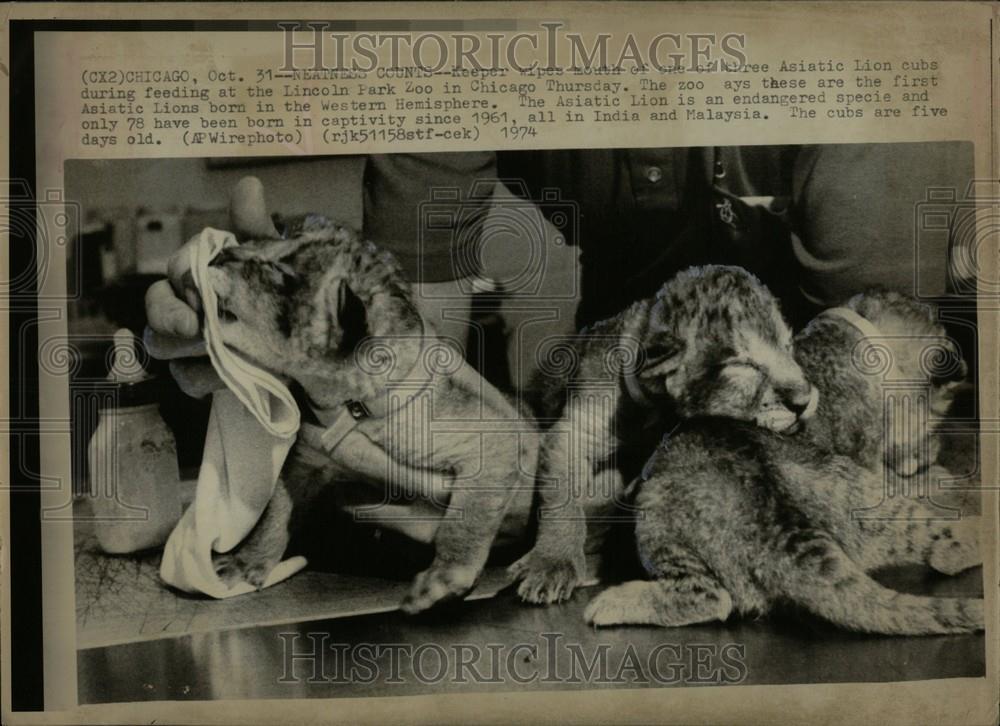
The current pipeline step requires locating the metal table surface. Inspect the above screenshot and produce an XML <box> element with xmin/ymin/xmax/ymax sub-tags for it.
<box><xmin>78</xmin><ymin>565</ymin><xmax>985</xmax><ymax>703</ymax></box>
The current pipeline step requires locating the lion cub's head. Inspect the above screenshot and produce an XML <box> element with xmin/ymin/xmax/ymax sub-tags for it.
<box><xmin>204</xmin><ymin>217</ymin><xmax>421</xmax><ymax>400</ymax></box>
<box><xmin>631</xmin><ymin>266</ymin><xmax>817</xmax><ymax>433</ymax></box>
<box><xmin>795</xmin><ymin>290</ymin><xmax>968</xmax><ymax>476</ymax></box>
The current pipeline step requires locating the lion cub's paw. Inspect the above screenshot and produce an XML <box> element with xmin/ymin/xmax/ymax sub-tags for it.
<box><xmin>211</xmin><ymin>483</ymin><xmax>292</xmax><ymax>590</ymax></box>
<box><xmin>212</xmin><ymin>550</ymin><xmax>279</xmax><ymax>590</ymax></box>
<box><xmin>929</xmin><ymin>516</ymin><xmax>981</xmax><ymax>576</ymax></box>
<box><xmin>583</xmin><ymin>584</ymin><xmax>641</xmax><ymax>627</ymax></box>
<box><xmin>584</xmin><ymin>580</ymin><xmax>734</xmax><ymax>627</ymax></box>
<box><xmin>508</xmin><ymin>551</ymin><xmax>584</xmax><ymax>605</ymax></box>
<box><xmin>401</xmin><ymin>564</ymin><xmax>480</xmax><ymax>614</ymax></box>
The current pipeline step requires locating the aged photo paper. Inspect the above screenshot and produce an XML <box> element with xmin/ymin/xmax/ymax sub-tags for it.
<box><xmin>2</xmin><ymin>2</ymin><xmax>999</xmax><ymax>724</ymax></box>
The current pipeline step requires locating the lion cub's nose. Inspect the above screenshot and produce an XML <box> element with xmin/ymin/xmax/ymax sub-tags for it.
<box><xmin>785</xmin><ymin>384</ymin><xmax>819</xmax><ymax>419</ymax></box>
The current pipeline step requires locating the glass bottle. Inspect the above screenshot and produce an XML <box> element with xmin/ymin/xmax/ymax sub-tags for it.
<box><xmin>88</xmin><ymin>329</ymin><xmax>182</xmax><ymax>553</ymax></box>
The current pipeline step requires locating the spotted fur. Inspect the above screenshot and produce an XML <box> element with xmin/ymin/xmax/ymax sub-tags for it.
<box><xmin>204</xmin><ymin>217</ymin><xmax>538</xmax><ymax>613</ymax></box>
<box><xmin>585</xmin><ymin>291</ymin><xmax>982</xmax><ymax>635</ymax></box>
<box><xmin>510</xmin><ymin>266</ymin><xmax>816</xmax><ymax>605</ymax></box>
<box><xmin>796</xmin><ymin>290</ymin><xmax>968</xmax><ymax>477</ymax></box>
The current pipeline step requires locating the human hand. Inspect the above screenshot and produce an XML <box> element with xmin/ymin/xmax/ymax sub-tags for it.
<box><xmin>144</xmin><ymin>177</ymin><xmax>280</xmax><ymax>396</ymax></box>
<box><xmin>145</xmin><ymin>175</ymin><xmax>279</xmax><ymax>341</ymax></box>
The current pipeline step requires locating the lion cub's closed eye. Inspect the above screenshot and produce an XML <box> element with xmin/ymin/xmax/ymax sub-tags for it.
<box><xmin>511</xmin><ymin>265</ymin><xmax>818</xmax><ymax>605</ymax></box>
<box><xmin>585</xmin><ymin>290</ymin><xmax>982</xmax><ymax>636</ymax></box>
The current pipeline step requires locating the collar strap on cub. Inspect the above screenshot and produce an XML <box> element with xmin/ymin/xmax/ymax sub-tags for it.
<box><xmin>621</xmin><ymin>334</ymin><xmax>661</xmax><ymax>410</ymax></box>
<box><xmin>299</xmin><ymin>318</ymin><xmax>437</xmax><ymax>455</ymax></box>
<box><xmin>819</xmin><ymin>306</ymin><xmax>883</xmax><ymax>340</ymax></box>
<box><xmin>303</xmin><ymin>398</ymin><xmax>377</xmax><ymax>454</ymax></box>
<box><xmin>623</xmin><ymin>364</ymin><xmax>655</xmax><ymax>409</ymax></box>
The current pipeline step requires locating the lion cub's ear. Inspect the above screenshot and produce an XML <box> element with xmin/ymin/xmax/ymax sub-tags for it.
<box><xmin>309</xmin><ymin>275</ymin><xmax>368</xmax><ymax>355</ymax></box>
<box><xmin>639</xmin><ymin>333</ymin><xmax>685</xmax><ymax>379</ymax></box>
<box><xmin>330</xmin><ymin>277</ymin><xmax>368</xmax><ymax>354</ymax></box>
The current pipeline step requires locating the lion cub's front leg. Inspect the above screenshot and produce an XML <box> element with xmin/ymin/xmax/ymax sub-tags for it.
<box><xmin>508</xmin><ymin>426</ymin><xmax>588</xmax><ymax>604</ymax></box>
<box><xmin>401</xmin><ymin>431</ymin><xmax>534</xmax><ymax>614</ymax></box>
<box><xmin>213</xmin><ymin>481</ymin><xmax>292</xmax><ymax>589</ymax></box>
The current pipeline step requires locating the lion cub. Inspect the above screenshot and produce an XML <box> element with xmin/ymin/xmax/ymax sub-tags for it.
<box><xmin>585</xmin><ymin>291</ymin><xmax>982</xmax><ymax>635</ymax></box>
<box><xmin>202</xmin><ymin>216</ymin><xmax>537</xmax><ymax>613</ymax></box>
<box><xmin>510</xmin><ymin>266</ymin><xmax>818</xmax><ymax>604</ymax></box>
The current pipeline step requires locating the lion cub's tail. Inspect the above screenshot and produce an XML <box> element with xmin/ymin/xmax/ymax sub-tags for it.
<box><xmin>774</xmin><ymin>538</ymin><xmax>983</xmax><ymax>635</ymax></box>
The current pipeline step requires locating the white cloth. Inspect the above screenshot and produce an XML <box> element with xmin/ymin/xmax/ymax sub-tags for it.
<box><xmin>159</xmin><ymin>228</ymin><xmax>307</xmax><ymax>598</ymax></box>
